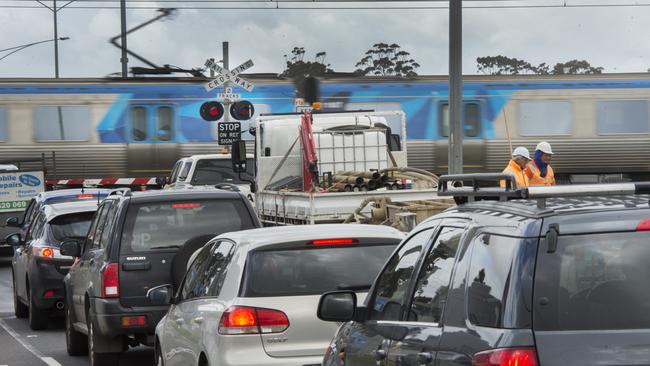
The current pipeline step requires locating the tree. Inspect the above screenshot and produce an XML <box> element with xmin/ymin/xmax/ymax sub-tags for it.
<box><xmin>280</xmin><ymin>47</ymin><xmax>333</xmax><ymax>80</ymax></box>
<box><xmin>552</xmin><ymin>60</ymin><xmax>603</xmax><ymax>75</ymax></box>
<box><xmin>355</xmin><ymin>43</ymin><xmax>420</xmax><ymax>77</ymax></box>
<box><xmin>476</xmin><ymin>55</ymin><xmax>546</xmax><ymax>75</ymax></box>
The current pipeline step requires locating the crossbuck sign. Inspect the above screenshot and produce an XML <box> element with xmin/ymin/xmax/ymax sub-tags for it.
<box><xmin>204</xmin><ymin>59</ymin><xmax>255</xmax><ymax>92</ymax></box>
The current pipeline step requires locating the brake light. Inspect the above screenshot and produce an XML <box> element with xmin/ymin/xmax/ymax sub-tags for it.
<box><xmin>172</xmin><ymin>203</ymin><xmax>201</xmax><ymax>209</ymax></box>
<box><xmin>34</xmin><ymin>246</ymin><xmax>55</xmax><ymax>259</ymax></box>
<box><xmin>637</xmin><ymin>219</ymin><xmax>650</xmax><ymax>231</ymax></box>
<box><xmin>121</xmin><ymin>315</ymin><xmax>147</xmax><ymax>327</ymax></box>
<box><xmin>43</xmin><ymin>290</ymin><xmax>55</xmax><ymax>298</ymax></box>
<box><xmin>77</xmin><ymin>194</ymin><xmax>94</xmax><ymax>199</ymax></box>
<box><xmin>473</xmin><ymin>348</ymin><xmax>538</xmax><ymax>366</ymax></box>
<box><xmin>218</xmin><ymin>306</ymin><xmax>289</xmax><ymax>335</ymax></box>
<box><xmin>309</xmin><ymin>238</ymin><xmax>358</xmax><ymax>246</ymax></box>
<box><xmin>102</xmin><ymin>263</ymin><xmax>119</xmax><ymax>298</ymax></box>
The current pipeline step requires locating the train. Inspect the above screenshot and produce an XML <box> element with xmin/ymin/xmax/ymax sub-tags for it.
<box><xmin>1</xmin><ymin>73</ymin><xmax>650</xmax><ymax>183</ymax></box>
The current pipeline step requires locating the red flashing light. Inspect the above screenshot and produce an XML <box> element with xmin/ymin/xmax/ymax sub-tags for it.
<box><xmin>172</xmin><ymin>203</ymin><xmax>202</xmax><ymax>209</ymax></box>
<box><xmin>473</xmin><ymin>348</ymin><xmax>538</xmax><ymax>366</ymax></box>
<box><xmin>121</xmin><ymin>315</ymin><xmax>147</xmax><ymax>328</ymax></box>
<box><xmin>637</xmin><ymin>219</ymin><xmax>650</xmax><ymax>231</ymax></box>
<box><xmin>219</xmin><ymin>306</ymin><xmax>289</xmax><ymax>335</ymax></box>
<box><xmin>43</xmin><ymin>290</ymin><xmax>55</xmax><ymax>298</ymax></box>
<box><xmin>209</xmin><ymin>107</ymin><xmax>220</xmax><ymax>117</ymax></box>
<box><xmin>102</xmin><ymin>263</ymin><xmax>120</xmax><ymax>298</ymax></box>
<box><xmin>77</xmin><ymin>194</ymin><xmax>94</xmax><ymax>199</ymax></box>
<box><xmin>309</xmin><ymin>238</ymin><xmax>358</xmax><ymax>246</ymax></box>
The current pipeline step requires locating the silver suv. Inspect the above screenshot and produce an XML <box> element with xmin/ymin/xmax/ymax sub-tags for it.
<box><xmin>153</xmin><ymin>224</ymin><xmax>405</xmax><ymax>366</ymax></box>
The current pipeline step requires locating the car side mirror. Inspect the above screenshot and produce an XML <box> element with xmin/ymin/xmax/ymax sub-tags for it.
<box><xmin>155</xmin><ymin>176</ymin><xmax>169</xmax><ymax>186</ymax></box>
<box><xmin>5</xmin><ymin>233</ymin><xmax>21</xmax><ymax>247</ymax></box>
<box><xmin>60</xmin><ymin>239</ymin><xmax>82</xmax><ymax>257</ymax></box>
<box><xmin>5</xmin><ymin>217</ymin><xmax>20</xmax><ymax>228</ymax></box>
<box><xmin>318</xmin><ymin>291</ymin><xmax>357</xmax><ymax>322</ymax></box>
<box><xmin>147</xmin><ymin>284</ymin><xmax>174</xmax><ymax>305</ymax></box>
<box><xmin>231</xmin><ymin>140</ymin><xmax>247</xmax><ymax>174</ymax></box>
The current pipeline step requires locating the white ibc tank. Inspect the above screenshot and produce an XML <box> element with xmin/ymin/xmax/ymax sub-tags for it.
<box><xmin>314</xmin><ymin>129</ymin><xmax>388</xmax><ymax>174</ymax></box>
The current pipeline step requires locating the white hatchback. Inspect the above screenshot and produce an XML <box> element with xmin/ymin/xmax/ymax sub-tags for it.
<box><xmin>153</xmin><ymin>224</ymin><xmax>405</xmax><ymax>366</ymax></box>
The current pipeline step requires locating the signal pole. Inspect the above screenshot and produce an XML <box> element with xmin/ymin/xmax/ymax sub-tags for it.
<box><xmin>449</xmin><ymin>0</ymin><xmax>463</xmax><ymax>174</ymax></box>
<box><xmin>222</xmin><ymin>41</ymin><xmax>231</xmax><ymax>125</ymax></box>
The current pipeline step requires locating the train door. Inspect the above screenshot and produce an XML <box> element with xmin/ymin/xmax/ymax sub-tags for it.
<box><xmin>127</xmin><ymin>105</ymin><xmax>179</xmax><ymax>176</ymax></box>
<box><xmin>434</xmin><ymin>101</ymin><xmax>486</xmax><ymax>174</ymax></box>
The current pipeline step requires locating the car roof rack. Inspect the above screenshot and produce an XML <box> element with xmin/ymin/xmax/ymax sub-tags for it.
<box><xmin>438</xmin><ymin>173</ymin><xmax>650</xmax><ymax>208</ymax></box>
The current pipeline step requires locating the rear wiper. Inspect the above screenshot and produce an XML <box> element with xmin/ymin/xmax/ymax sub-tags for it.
<box><xmin>149</xmin><ymin>245</ymin><xmax>181</xmax><ymax>250</ymax></box>
<box><xmin>337</xmin><ymin>284</ymin><xmax>371</xmax><ymax>291</ymax></box>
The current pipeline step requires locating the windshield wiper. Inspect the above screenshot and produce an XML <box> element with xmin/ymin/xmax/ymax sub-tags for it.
<box><xmin>337</xmin><ymin>284</ymin><xmax>371</xmax><ymax>291</ymax></box>
<box><xmin>149</xmin><ymin>245</ymin><xmax>181</xmax><ymax>250</ymax></box>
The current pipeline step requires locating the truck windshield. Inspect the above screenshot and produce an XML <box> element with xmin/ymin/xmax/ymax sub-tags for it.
<box><xmin>535</xmin><ymin>231</ymin><xmax>650</xmax><ymax>331</ymax></box>
<box><xmin>49</xmin><ymin>212</ymin><xmax>95</xmax><ymax>242</ymax></box>
<box><xmin>191</xmin><ymin>158</ymin><xmax>253</xmax><ymax>185</ymax></box>
<box><xmin>121</xmin><ymin>199</ymin><xmax>255</xmax><ymax>252</ymax></box>
<box><xmin>241</xmin><ymin>243</ymin><xmax>398</xmax><ymax>297</ymax></box>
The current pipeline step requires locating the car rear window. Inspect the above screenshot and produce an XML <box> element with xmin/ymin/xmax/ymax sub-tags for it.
<box><xmin>191</xmin><ymin>158</ymin><xmax>254</xmax><ymax>185</ymax></box>
<box><xmin>49</xmin><ymin>212</ymin><xmax>95</xmax><ymax>242</ymax></box>
<box><xmin>44</xmin><ymin>193</ymin><xmax>107</xmax><ymax>205</ymax></box>
<box><xmin>535</xmin><ymin>231</ymin><xmax>650</xmax><ymax>331</ymax></box>
<box><xmin>121</xmin><ymin>199</ymin><xmax>255</xmax><ymax>252</ymax></box>
<box><xmin>241</xmin><ymin>242</ymin><xmax>398</xmax><ymax>297</ymax></box>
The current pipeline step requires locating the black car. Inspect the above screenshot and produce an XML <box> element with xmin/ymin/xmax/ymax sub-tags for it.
<box><xmin>60</xmin><ymin>188</ymin><xmax>260</xmax><ymax>366</ymax></box>
<box><xmin>318</xmin><ymin>174</ymin><xmax>650</xmax><ymax>366</ymax></box>
<box><xmin>9</xmin><ymin>200</ymin><xmax>98</xmax><ymax>330</ymax></box>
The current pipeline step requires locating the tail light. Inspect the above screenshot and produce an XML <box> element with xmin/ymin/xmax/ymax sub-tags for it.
<box><xmin>34</xmin><ymin>246</ymin><xmax>55</xmax><ymax>259</ymax></box>
<box><xmin>101</xmin><ymin>263</ymin><xmax>119</xmax><ymax>298</ymax></box>
<box><xmin>218</xmin><ymin>306</ymin><xmax>289</xmax><ymax>335</ymax></box>
<box><xmin>636</xmin><ymin>219</ymin><xmax>650</xmax><ymax>231</ymax></box>
<box><xmin>121</xmin><ymin>315</ymin><xmax>147</xmax><ymax>327</ymax></box>
<box><xmin>473</xmin><ymin>348</ymin><xmax>538</xmax><ymax>366</ymax></box>
<box><xmin>309</xmin><ymin>238</ymin><xmax>358</xmax><ymax>246</ymax></box>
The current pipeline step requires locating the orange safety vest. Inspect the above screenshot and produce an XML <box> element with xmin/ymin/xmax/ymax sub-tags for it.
<box><xmin>500</xmin><ymin>160</ymin><xmax>529</xmax><ymax>188</ymax></box>
<box><xmin>525</xmin><ymin>161</ymin><xmax>555</xmax><ymax>186</ymax></box>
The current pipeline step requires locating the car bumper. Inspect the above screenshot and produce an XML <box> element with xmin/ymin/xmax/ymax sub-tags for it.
<box><xmin>208</xmin><ymin>334</ymin><xmax>323</xmax><ymax>366</ymax></box>
<box><xmin>90</xmin><ymin>297</ymin><xmax>169</xmax><ymax>343</ymax></box>
<box><xmin>28</xmin><ymin>259</ymin><xmax>71</xmax><ymax>309</ymax></box>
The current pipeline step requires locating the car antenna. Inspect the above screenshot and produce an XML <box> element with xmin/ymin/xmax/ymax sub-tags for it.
<box><xmin>81</xmin><ymin>164</ymin><xmax>86</xmax><ymax>194</ymax></box>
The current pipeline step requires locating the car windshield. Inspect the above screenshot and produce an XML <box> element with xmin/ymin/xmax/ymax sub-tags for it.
<box><xmin>191</xmin><ymin>158</ymin><xmax>254</xmax><ymax>185</ymax></box>
<box><xmin>535</xmin><ymin>231</ymin><xmax>650</xmax><ymax>331</ymax></box>
<box><xmin>49</xmin><ymin>212</ymin><xmax>95</xmax><ymax>242</ymax></box>
<box><xmin>242</xmin><ymin>243</ymin><xmax>398</xmax><ymax>297</ymax></box>
<box><xmin>121</xmin><ymin>199</ymin><xmax>255</xmax><ymax>252</ymax></box>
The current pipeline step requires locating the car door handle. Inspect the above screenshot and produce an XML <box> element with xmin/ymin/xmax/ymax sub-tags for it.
<box><xmin>374</xmin><ymin>349</ymin><xmax>387</xmax><ymax>361</ymax></box>
<box><xmin>174</xmin><ymin>318</ymin><xmax>184</xmax><ymax>325</ymax></box>
<box><xmin>192</xmin><ymin>317</ymin><xmax>204</xmax><ymax>325</ymax></box>
<box><xmin>417</xmin><ymin>352</ymin><xmax>434</xmax><ymax>364</ymax></box>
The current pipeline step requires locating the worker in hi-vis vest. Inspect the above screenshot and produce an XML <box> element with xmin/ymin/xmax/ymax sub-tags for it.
<box><xmin>500</xmin><ymin>146</ymin><xmax>531</xmax><ymax>188</ymax></box>
<box><xmin>525</xmin><ymin>141</ymin><xmax>555</xmax><ymax>186</ymax></box>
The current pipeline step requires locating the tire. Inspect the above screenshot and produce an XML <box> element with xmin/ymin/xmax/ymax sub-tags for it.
<box><xmin>171</xmin><ymin>234</ymin><xmax>216</xmax><ymax>287</ymax></box>
<box><xmin>155</xmin><ymin>342</ymin><xmax>165</xmax><ymax>366</ymax></box>
<box><xmin>28</xmin><ymin>288</ymin><xmax>49</xmax><ymax>330</ymax></box>
<box><xmin>87</xmin><ymin>313</ymin><xmax>119</xmax><ymax>366</ymax></box>
<box><xmin>13</xmin><ymin>274</ymin><xmax>28</xmax><ymax>318</ymax></box>
<box><xmin>65</xmin><ymin>302</ymin><xmax>87</xmax><ymax>356</ymax></box>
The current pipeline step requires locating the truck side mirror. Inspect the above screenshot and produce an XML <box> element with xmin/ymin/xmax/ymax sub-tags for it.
<box><xmin>231</xmin><ymin>140</ymin><xmax>247</xmax><ymax>174</ymax></box>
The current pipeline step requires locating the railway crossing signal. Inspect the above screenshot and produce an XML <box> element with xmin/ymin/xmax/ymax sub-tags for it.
<box><xmin>230</xmin><ymin>101</ymin><xmax>255</xmax><ymax>121</ymax></box>
<box><xmin>204</xmin><ymin>59</ymin><xmax>255</xmax><ymax>92</ymax></box>
<box><xmin>200</xmin><ymin>101</ymin><xmax>225</xmax><ymax>121</ymax></box>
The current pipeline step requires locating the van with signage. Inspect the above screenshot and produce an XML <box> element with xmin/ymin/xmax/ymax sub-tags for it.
<box><xmin>0</xmin><ymin>169</ymin><xmax>45</xmax><ymax>255</ymax></box>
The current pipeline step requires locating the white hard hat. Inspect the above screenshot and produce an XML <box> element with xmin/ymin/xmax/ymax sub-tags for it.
<box><xmin>512</xmin><ymin>146</ymin><xmax>531</xmax><ymax>160</ymax></box>
<box><xmin>536</xmin><ymin>141</ymin><xmax>553</xmax><ymax>155</ymax></box>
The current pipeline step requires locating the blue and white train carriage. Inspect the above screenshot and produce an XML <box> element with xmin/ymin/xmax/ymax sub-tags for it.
<box><xmin>1</xmin><ymin>73</ymin><xmax>650</xmax><ymax>182</ymax></box>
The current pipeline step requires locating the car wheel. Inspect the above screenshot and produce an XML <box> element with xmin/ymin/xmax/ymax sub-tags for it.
<box><xmin>28</xmin><ymin>288</ymin><xmax>49</xmax><ymax>330</ymax></box>
<box><xmin>87</xmin><ymin>313</ymin><xmax>119</xmax><ymax>366</ymax></box>
<box><xmin>12</xmin><ymin>275</ymin><xmax>28</xmax><ymax>318</ymax></box>
<box><xmin>65</xmin><ymin>303</ymin><xmax>87</xmax><ymax>356</ymax></box>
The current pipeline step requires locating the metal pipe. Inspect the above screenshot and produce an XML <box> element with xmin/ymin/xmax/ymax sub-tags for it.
<box><xmin>449</xmin><ymin>0</ymin><xmax>463</xmax><ymax>174</ymax></box>
<box><xmin>333</xmin><ymin>175</ymin><xmax>364</xmax><ymax>185</ymax></box>
<box><xmin>54</xmin><ymin>0</ymin><xmax>59</xmax><ymax>77</ymax></box>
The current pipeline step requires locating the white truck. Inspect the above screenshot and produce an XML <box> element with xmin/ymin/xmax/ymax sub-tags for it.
<box><xmin>0</xmin><ymin>168</ymin><xmax>45</xmax><ymax>254</ymax></box>
<box><xmin>231</xmin><ymin>110</ymin><xmax>453</xmax><ymax>229</ymax></box>
<box><xmin>164</xmin><ymin>153</ymin><xmax>255</xmax><ymax>201</ymax></box>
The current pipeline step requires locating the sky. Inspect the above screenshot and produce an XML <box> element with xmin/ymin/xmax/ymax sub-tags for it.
<box><xmin>1</xmin><ymin>0</ymin><xmax>650</xmax><ymax>78</ymax></box>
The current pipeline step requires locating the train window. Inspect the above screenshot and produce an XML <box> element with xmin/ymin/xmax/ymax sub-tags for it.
<box><xmin>440</xmin><ymin>102</ymin><xmax>482</xmax><ymax>138</ymax></box>
<box><xmin>345</xmin><ymin>102</ymin><xmax>404</xmax><ymax>137</ymax></box>
<box><xmin>0</xmin><ymin>107</ymin><xmax>6</xmax><ymax>142</ymax></box>
<box><xmin>131</xmin><ymin>107</ymin><xmax>148</xmax><ymax>141</ymax></box>
<box><xmin>596</xmin><ymin>100</ymin><xmax>649</xmax><ymax>134</ymax></box>
<box><xmin>519</xmin><ymin>101</ymin><xmax>572</xmax><ymax>136</ymax></box>
<box><xmin>33</xmin><ymin>106</ymin><xmax>90</xmax><ymax>141</ymax></box>
<box><xmin>157</xmin><ymin>106</ymin><xmax>174</xmax><ymax>142</ymax></box>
